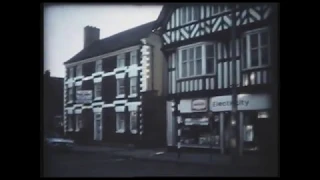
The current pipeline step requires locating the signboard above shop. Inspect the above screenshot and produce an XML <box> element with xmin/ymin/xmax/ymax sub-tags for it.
<box><xmin>179</xmin><ymin>98</ymin><xmax>208</xmax><ymax>113</ymax></box>
<box><xmin>209</xmin><ymin>94</ymin><xmax>271</xmax><ymax>112</ymax></box>
<box><xmin>76</xmin><ymin>90</ymin><xmax>92</xmax><ymax>104</ymax></box>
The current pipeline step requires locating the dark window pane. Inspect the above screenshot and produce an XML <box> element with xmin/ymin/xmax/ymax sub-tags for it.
<box><xmin>196</xmin><ymin>46</ymin><xmax>202</xmax><ymax>59</ymax></box>
<box><xmin>182</xmin><ymin>62</ymin><xmax>187</xmax><ymax>77</ymax></box>
<box><xmin>261</xmin><ymin>47</ymin><xmax>269</xmax><ymax>65</ymax></box>
<box><xmin>196</xmin><ymin>60</ymin><xmax>202</xmax><ymax>75</ymax></box>
<box><xmin>189</xmin><ymin>61</ymin><xmax>194</xmax><ymax>76</ymax></box>
<box><xmin>251</xmin><ymin>49</ymin><xmax>258</xmax><ymax>67</ymax></box>
<box><xmin>181</xmin><ymin>8</ymin><xmax>186</xmax><ymax>24</ymax></box>
<box><xmin>194</xmin><ymin>6</ymin><xmax>200</xmax><ymax>20</ymax></box>
<box><xmin>206</xmin><ymin>58</ymin><xmax>214</xmax><ymax>74</ymax></box>
<box><xmin>189</xmin><ymin>48</ymin><xmax>194</xmax><ymax>61</ymax></box>
<box><xmin>243</xmin><ymin>38</ymin><xmax>247</xmax><ymax>69</ymax></box>
<box><xmin>260</xmin><ymin>31</ymin><xmax>268</xmax><ymax>46</ymax></box>
<box><xmin>188</xmin><ymin>7</ymin><xmax>192</xmax><ymax>22</ymax></box>
<box><xmin>206</xmin><ymin>45</ymin><xmax>214</xmax><ymax>58</ymax></box>
<box><xmin>250</xmin><ymin>34</ymin><xmax>258</xmax><ymax>48</ymax></box>
<box><xmin>182</xmin><ymin>50</ymin><xmax>187</xmax><ymax>61</ymax></box>
<box><xmin>214</xmin><ymin>5</ymin><xmax>219</xmax><ymax>14</ymax></box>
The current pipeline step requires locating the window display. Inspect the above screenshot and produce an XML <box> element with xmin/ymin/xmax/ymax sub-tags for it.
<box><xmin>180</xmin><ymin>114</ymin><xmax>221</xmax><ymax>148</ymax></box>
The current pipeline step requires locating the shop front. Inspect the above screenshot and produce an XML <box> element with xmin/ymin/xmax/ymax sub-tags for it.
<box><xmin>175</xmin><ymin>98</ymin><xmax>223</xmax><ymax>150</ymax></box>
<box><xmin>210</xmin><ymin>93</ymin><xmax>271</xmax><ymax>154</ymax></box>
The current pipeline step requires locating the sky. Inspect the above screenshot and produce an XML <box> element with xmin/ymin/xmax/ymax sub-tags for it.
<box><xmin>44</xmin><ymin>4</ymin><xmax>163</xmax><ymax>78</ymax></box>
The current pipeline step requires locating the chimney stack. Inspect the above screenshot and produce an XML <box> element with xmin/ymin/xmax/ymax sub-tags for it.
<box><xmin>84</xmin><ymin>26</ymin><xmax>100</xmax><ymax>48</ymax></box>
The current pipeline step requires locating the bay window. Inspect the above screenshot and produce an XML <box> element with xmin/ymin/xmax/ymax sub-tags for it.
<box><xmin>243</xmin><ymin>27</ymin><xmax>270</xmax><ymax>69</ymax></box>
<box><xmin>179</xmin><ymin>42</ymin><xmax>216</xmax><ymax>79</ymax></box>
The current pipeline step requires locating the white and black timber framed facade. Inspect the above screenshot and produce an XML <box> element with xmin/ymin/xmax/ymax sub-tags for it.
<box><xmin>153</xmin><ymin>3</ymin><xmax>278</xmax><ymax>154</ymax></box>
<box><xmin>63</xmin><ymin>22</ymin><xmax>167</xmax><ymax>147</ymax></box>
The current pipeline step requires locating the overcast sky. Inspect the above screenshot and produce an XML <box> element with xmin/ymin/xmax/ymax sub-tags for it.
<box><xmin>44</xmin><ymin>4</ymin><xmax>163</xmax><ymax>78</ymax></box>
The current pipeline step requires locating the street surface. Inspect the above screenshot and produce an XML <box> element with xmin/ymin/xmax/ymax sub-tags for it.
<box><xmin>43</xmin><ymin>151</ymin><xmax>275</xmax><ymax>177</ymax></box>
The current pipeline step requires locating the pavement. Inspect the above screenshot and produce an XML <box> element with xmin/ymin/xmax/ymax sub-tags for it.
<box><xmin>71</xmin><ymin>144</ymin><xmax>267</xmax><ymax>168</ymax></box>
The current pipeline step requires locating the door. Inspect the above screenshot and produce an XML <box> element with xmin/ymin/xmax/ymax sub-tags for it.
<box><xmin>94</xmin><ymin>113</ymin><xmax>103</xmax><ymax>141</ymax></box>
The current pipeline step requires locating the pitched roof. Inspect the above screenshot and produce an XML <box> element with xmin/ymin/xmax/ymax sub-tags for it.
<box><xmin>64</xmin><ymin>21</ymin><xmax>156</xmax><ymax>65</ymax></box>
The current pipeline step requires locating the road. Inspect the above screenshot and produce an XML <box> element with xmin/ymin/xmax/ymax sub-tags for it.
<box><xmin>43</xmin><ymin>151</ymin><xmax>276</xmax><ymax>177</ymax></box>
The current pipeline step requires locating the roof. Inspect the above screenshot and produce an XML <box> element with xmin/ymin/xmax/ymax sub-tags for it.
<box><xmin>65</xmin><ymin>21</ymin><xmax>156</xmax><ymax>65</ymax></box>
<box><xmin>153</xmin><ymin>4</ymin><xmax>178</xmax><ymax>30</ymax></box>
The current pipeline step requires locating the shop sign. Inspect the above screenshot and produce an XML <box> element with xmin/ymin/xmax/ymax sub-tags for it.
<box><xmin>191</xmin><ymin>99</ymin><xmax>207</xmax><ymax>112</ymax></box>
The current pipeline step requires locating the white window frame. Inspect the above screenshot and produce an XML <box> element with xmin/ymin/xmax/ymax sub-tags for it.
<box><xmin>243</xmin><ymin>27</ymin><xmax>270</xmax><ymax>70</ymax></box>
<box><xmin>130</xmin><ymin>111</ymin><xmax>138</xmax><ymax>134</ymax></box>
<box><xmin>95</xmin><ymin>59</ymin><xmax>102</xmax><ymax>72</ymax></box>
<box><xmin>130</xmin><ymin>77</ymin><xmax>137</xmax><ymax>95</ymax></box>
<box><xmin>69</xmin><ymin>67</ymin><xmax>74</xmax><ymax>78</ymax></box>
<box><xmin>116</xmin><ymin>112</ymin><xmax>125</xmax><ymax>133</ymax></box>
<box><xmin>180</xmin><ymin>6</ymin><xmax>200</xmax><ymax>25</ymax></box>
<box><xmin>94</xmin><ymin>82</ymin><xmax>102</xmax><ymax>99</ymax></box>
<box><xmin>178</xmin><ymin>42</ymin><xmax>216</xmax><ymax>79</ymax></box>
<box><xmin>117</xmin><ymin>54</ymin><xmax>125</xmax><ymax>68</ymax></box>
<box><xmin>75</xmin><ymin>114</ymin><xmax>83</xmax><ymax>132</ymax></box>
<box><xmin>130</xmin><ymin>51</ymin><xmax>137</xmax><ymax>65</ymax></box>
<box><xmin>76</xmin><ymin>65</ymin><xmax>82</xmax><ymax>76</ymax></box>
<box><xmin>117</xmin><ymin>78</ymin><xmax>125</xmax><ymax>96</ymax></box>
<box><xmin>68</xmin><ymin>87</ymin><xmax>73</xmax><ymax>102</ymax></box>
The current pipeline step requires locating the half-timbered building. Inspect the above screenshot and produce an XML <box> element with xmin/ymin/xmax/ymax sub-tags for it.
<box><xmin>153</xmin><ymin>3</ymin><xmax>277</xmax><ymax>154</ymax></box>
<box><xmin>63</xmin><ymin>22</ymin><xmax>167</xmax><ymax>147</ymax></box>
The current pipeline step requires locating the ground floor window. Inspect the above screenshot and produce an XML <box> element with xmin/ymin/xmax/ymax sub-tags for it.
<box><xmin>130</xmin><ymin>111</ymin><xmax>138</xmax><ymax>134</ymax></box>
<box><xmin>75</xmin><ymin>114</ymin><xmax>83</xmax><ymax>132</ymax></box>
<box><xmin>116</xmin><ymin>112</ymin><xmax>125</xmax><ymax>133</ymax></box>
<box><xmin>180</xmin><ymin>116</ymin><xmax>220</xmax><ymax>148</ymax></box>
<box><xmin>242</xmin><ymin>111</ymin><xmax>269</xmax><ymax>151</ymax></box>
<box><xmin>67</xmin><ymin>115</ymin><xmax>73</xmax><ymax>131</ymax></box>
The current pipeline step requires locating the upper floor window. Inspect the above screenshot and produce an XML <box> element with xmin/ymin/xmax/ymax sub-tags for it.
<box><xmin>96</xmin><ymin>59</ymin><xmax>102</xmax><ymax>72</ymax></box>
<box><xmin>130</xmin><ymin>51</ymin><xmax>137</xmax><ymax>65</ymax></box>
<box><xmin>117</xmin><ymin>54</ymin><xmax>125</xmax><ymax>67</ymax></box>
<box><xmin>117</xmin><ymin>79</ymin><xmax>125</xmax><ymax>96</ymax></box>
<box><xmin>94</xmin><ymin>82</ymin><xmax>101</xmax><ymax>99</ymax></box>
<box><xmin>243</xmin><ymin>27</ymin><xmax>270</xmax><ymax>70</ymax></box>
<box><xmin>179</xmin><ymin>42</ymin><xmax>216</xmax><ymax>79</ymax></box>
<box><xmin>76</xmin><ymin>65</ymin><xmax>82</xmax><ymax>76</ymax></box>
<box><xmin>180</xmin><ymin>6</ymin><xmax>200</xmax><ymax>25</ymax></box>
<box><xmin>69</xmin><ymin>67</ymin><xmax>74</xmax><ymax>78</ymax></box>
<box><xmin>211</xmin><ymin>4</ymin><xmax>230</xmax><ymax>16</ymax></box>
<box><xmin>68</xmin><ymin>87</ymin><xmax>73</xmax><ymax>102</ymax></box>
<box><xmin>75</xmin><ymin>86</ymin><xmax>81</xmax><ymax>103</ymax></box>
<box><xmin>130</xmin><ymin>77</ymin><xmax>137</xmax><ymax>95</ymax></box>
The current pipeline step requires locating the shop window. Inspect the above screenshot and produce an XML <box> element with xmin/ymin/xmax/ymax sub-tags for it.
<box><xmin>180</xmin><ymin>115</ymin><xmax>220</xmax><ymax>148</ymax></box>
<box><xmin>242</xmin><ymin>112</ymin><xmax>260</xmax><ymax>150</ymax></box>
